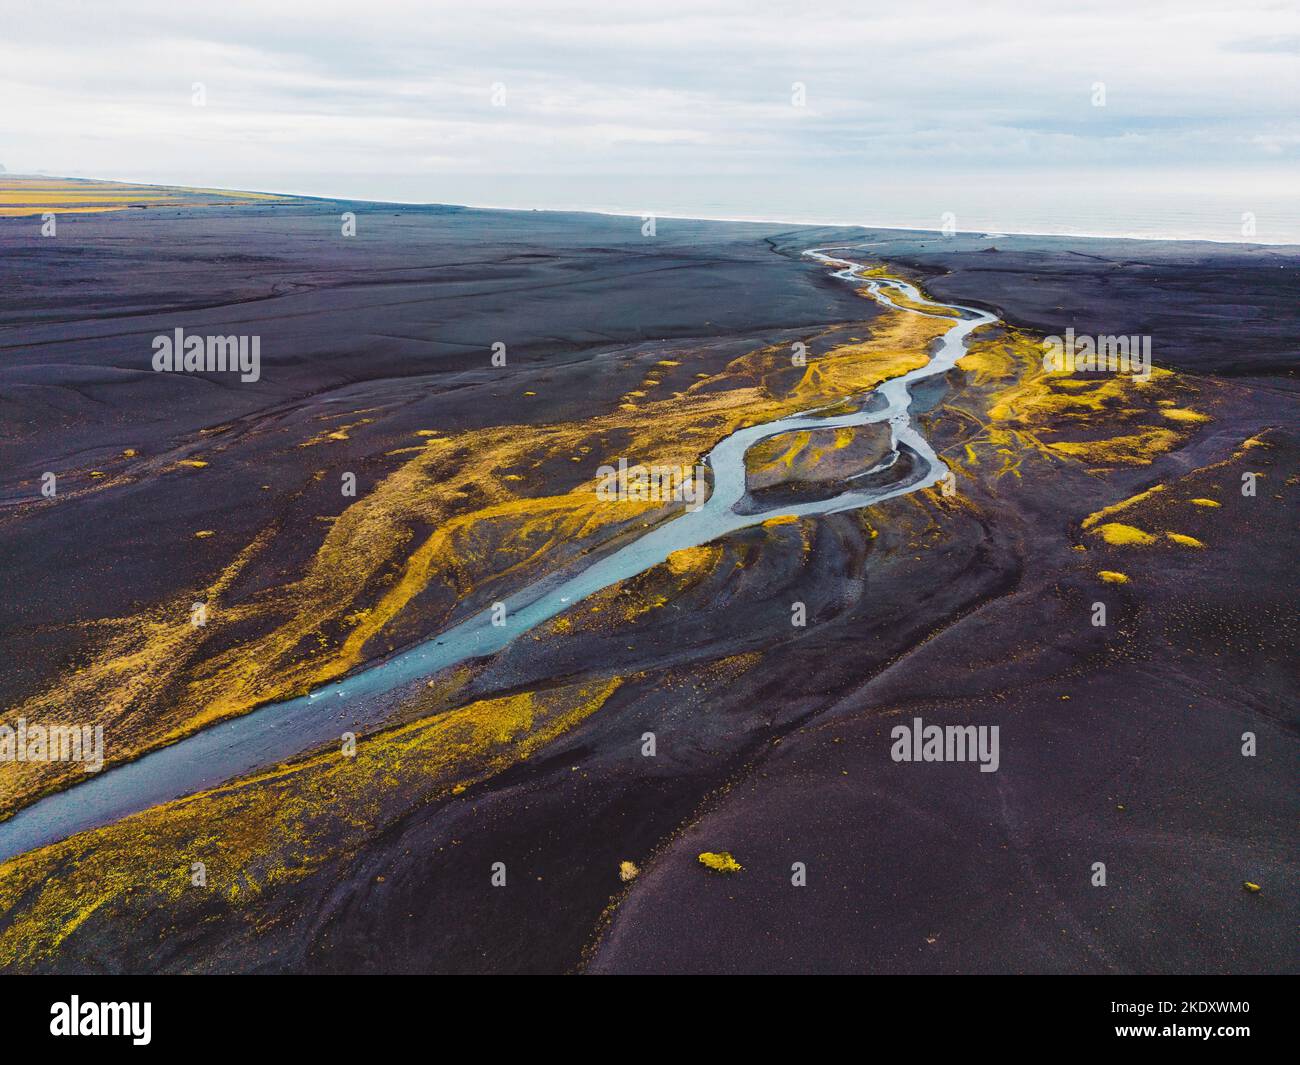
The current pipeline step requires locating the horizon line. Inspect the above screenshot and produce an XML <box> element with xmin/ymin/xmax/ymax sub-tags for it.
<box><xmin>7</xmin><ymin>172</ymin><xmax>1299</xmax><ymax>250</ymax></box>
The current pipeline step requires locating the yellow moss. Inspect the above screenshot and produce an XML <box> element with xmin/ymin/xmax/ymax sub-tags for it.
<box><xmin>699</xmin><ymin>297</ymin><xmax>941</xmax><ymax>413</ymax></box>
<box><xmin>746</xmin><ymin>430</ymin><xmax>812</xmax><ymax>474</ymax></box>
<box><xmin>0</xmin><ymin>206</ymin><xmax>127</xmax><ymax>216</ymax></box>
<box><xmin>698</xmin><ymin>851</ymin><xmax>742</xmax><ymax>874</ymax></box>
<box><xmin>1159</xmin><ymin>408</ymin><xmax>1209</xmax><ymax>424</ymax></box>
<box><xmin>0</xmin><ymin>677</ymin><xmax>622</xmax><ymax>967</ymax></box>
<box><xmin>665</xmin><ymin>544</ymin><xmax>721</xmax><ymax>576</ymax></box>
<box><xmin>879</xmin><ymin>288</ymin><xmax>960</xmax><ymax>318</ymax></box>
<box><xmin>957</xmin><ymin>329</ymin><xmax>1202</xmax><ymax>470</ymax></box>
<box><xmin>1091</xmin><ymin>523</ymin><xmax>1157</xmax><ymax>546</ymax></box>
<box><xmin>1189</xmin><ymin>498</ymin><xmax>1220</xmax><ymax>508</ymax></box>
<box><xmin>0</xmin><ymin>177</ymin><xmax>291</xmax><ymax>213</ymax></box>
<box><xmin>1165</xmin><ymin>532</ymin><xmax>1205</xmax><ymax>548</ymax></box>
<box><xmin>298</xmin><ymin>418</ymin><xmax>372</xmax><ymax>448</ymax></box>
<box><xmin>785</xmin><ymin>312</ymin><xmax>941</xmax><ymax>405</ymax></box>
<box><xmin>193</xmin><ymin>530</ymin><xmax>215</xmax><ymax>539</ymax></box>
<box><xmin>745</xmin><ymin>422</ymin><xmax>889</xmax><ymax>487</ymax></box>
<box><xmin>618</xmin><ymin>860</ymin><xmax>640</xmax><ymax>882</ymax></box>
<box><xmin>1097</xmin><ymin>570</ymin><xmax>1129</xmax><ymax>584</ymax></box>
<box><xmin>1082</xmin><ymin>484</ymin><xmax>1166</xmax><ymax>529</ymax></box>
<box><xmin>1050</xmin><ymin>428</ymin><xmax>1182</xmax><ymax>466</ymax></box>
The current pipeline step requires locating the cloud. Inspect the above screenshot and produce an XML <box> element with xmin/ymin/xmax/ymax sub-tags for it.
<box><xmin>2</xmin><ymin>0</ymin><xmax>1296</xmax><ymax>220</ymax></box>
<box><xmin>1223</xmin><ymin>34</ymin><xmax>1300</xmax><ymax>55</ymax></box>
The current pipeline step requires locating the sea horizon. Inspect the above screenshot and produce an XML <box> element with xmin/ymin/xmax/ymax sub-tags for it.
<box><xmin>22</xmin><ymin>169</ymin><xmax>1300</xmax><ymax>246</ymax></box>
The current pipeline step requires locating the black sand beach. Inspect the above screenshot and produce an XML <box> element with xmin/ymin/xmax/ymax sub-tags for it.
<box><xmin>0</xmin><ymin>185</ymin><xmax>1295</xmax><ymax>974</ymax></box>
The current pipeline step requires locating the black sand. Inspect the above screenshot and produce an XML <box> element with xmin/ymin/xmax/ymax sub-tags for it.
<box><xmin>0</xmin><ymin>197</ymin><xmax>1295</xmax><ymax>974</ymax></box>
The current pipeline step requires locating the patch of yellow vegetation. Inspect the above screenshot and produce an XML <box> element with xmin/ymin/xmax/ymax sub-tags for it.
<box><xmin>0</xmin><ymin>677</ymin><xmax>622</xmax><ymax>969</ymax></box>
<box><xmin>787</xmin><ymin>312</ymin><xmax>942</xmax><ymax>405</ymax></box>
<box><xmin>744</xmin><ymin>422</ymin><xmax>890</xmax><ymax>488</ymax></box>
<box><xmin>957</xmin><ymin>328</ymin><xmax>1205</xmax><ymax>470</ymax></box>
<box><xmin>747</xmin><ymin>429</ymin><xmax>813</xmax><ymax>474</ymax></box>
<box><xmin>1081</xmin><ymin>484</ymin><xmax>1166</xmax><ymax>529</ymax></box>
<box><xmin>1049</xmin><ymin>428</ymin><xmax>1183</xmax><ymax>466</ymax></box>
<box><xmin>1091</xmin><ymin>522</ymin><xmax>1158</xmax><ymax>546</ymax></box>
<box><xmin>1165</xmin><ymin>532</ymin><xmax>1205</xmax><ymax>548</ymax></box>
<box><xmin>1098</xmin><ymin>570</ymin><xmax>1129</xmax><ymax>584</ymax></box>
<box><xmin>0</xmin><ymin>177</ymin><xmax>292</xmax><ymax>213</ymax></box>
<box><xmin>1159</xmin><ymin>408</ymin><xmax>1210</xmax><ymax>424</ymax></box>
<box><xmin>876</xmin><ymin>287</ymin><xmax>960</xmax><ymax>318</ymax></box>
<box><xmin>594</xmin><ymin>542</ymin><xmax>726</xmax><ymax>626</ymax></box>
<box><xmin>665</xmin><ymin>544</ymin><xmax>721</xmax><ymax>577</ymax></box>
<box><xmin>1189</xmin><ymin>498</ymin><xmax>1220</xmax><ymax>508</ymax></box>
<box><xmin>0</xmin><ymin>206</ymin><xmax>127</xmax><ymax>216</ymax></box>
<box><xmin>0</xmin><ymin>524</ymin><xmax>289</xmax><ymax>810</ymax></box>
<box><xmin>299</xmin><ymin>417</ymin><xmax>373</xmax><ymax>448</ymax></box>
<box><xmin>698</xmin><ymin>851</ymin><xmax>742</xmax><ymax>874</ymax></box>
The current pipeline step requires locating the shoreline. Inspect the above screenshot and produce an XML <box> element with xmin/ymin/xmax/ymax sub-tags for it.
<box><xmin>8</xmin><ymin>173</ymin><xmax>1299</xmax><ymax>249</ymax></box>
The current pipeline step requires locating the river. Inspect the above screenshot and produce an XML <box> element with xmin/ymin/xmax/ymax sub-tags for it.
<box><xmin>0</xmin><ymin>249</ymin><xmax>997</xmax><ymax>863</ymax></box>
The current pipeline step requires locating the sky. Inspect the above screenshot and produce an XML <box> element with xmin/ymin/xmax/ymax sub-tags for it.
<box><xmin>3</xmin><ymin>0</ymin><xmax>1298</xmax><ymax>240</ymax></box>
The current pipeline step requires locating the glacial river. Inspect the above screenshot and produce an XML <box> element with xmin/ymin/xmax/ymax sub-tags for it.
<box><xmin>0</xmin><ymin>250</ymin><xmax>996</xmax><ymax>863</ymax></box>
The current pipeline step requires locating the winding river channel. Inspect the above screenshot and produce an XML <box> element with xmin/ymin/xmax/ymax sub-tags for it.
<box><xmin>0</xmin><ymin>249</ymin><xmax>996</xmax><ymax>863</ymax></box>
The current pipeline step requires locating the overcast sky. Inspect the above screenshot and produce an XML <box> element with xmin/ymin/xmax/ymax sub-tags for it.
<box><xmin>3</xmin><ymin>0</ymin><xmax>1297</xmax><ymax>237</ymax></box>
